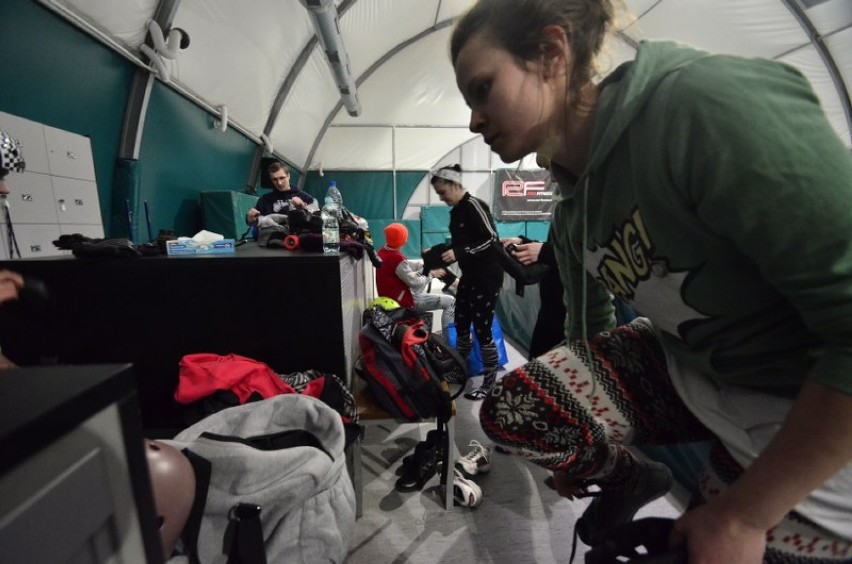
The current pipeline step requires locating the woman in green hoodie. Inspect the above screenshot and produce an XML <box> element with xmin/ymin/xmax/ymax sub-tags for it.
<box><xmin>451</xmin><ymin>1</ymin><xmax>852</xmax><ymax>563</ymax></box>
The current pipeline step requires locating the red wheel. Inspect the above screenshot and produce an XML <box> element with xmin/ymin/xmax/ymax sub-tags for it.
<box><xmin>283</xmin><ymin>234</ymin><xmax>300</xmax><ymax>250</ymax></box>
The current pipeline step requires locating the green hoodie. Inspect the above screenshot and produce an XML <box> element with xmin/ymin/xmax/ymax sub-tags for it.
<box><xmin>551</xmin><ymin>41</ymin><xmax>852</xmax><ymax>398</ymax></box>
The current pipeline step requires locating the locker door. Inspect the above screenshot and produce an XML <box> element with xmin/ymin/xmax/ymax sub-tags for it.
<box><xmin>60</xmin><ymin>224</ymin><xmax>105</xmax><ymax>239</ymax></box>
<box><xmin>0</xmin><ymin>172</ymin><xmax>59</xmax><ymax>225</ymax></box>
<box><xmin>52</xmin><ymin>177</ymin><xmax>103</xmax><ymax>226</ymax></box>
<box><xmin>44</xmin><ymin>126</ymin><xmax>96</xmax><ymax>181</ymax></box>
<box><xmin>6</xmin><ymin>224</ymin><xmax>64</xmax><ymax>258</ymax></box>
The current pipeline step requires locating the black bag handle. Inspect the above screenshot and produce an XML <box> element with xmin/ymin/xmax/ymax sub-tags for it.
<box><xmin>226</xmin><ymin>503</ymin><xmax>267</xmax><ymax>564</ymax></box>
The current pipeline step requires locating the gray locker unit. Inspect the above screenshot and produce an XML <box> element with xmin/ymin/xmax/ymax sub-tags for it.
<box><xmin>0</xmin><ymin>112</ymin><xmax>104</xmax><ymax>259</ymax></box>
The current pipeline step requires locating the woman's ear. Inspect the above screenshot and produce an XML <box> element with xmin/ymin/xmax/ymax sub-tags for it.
<box><xmin>539</xmin><ymin>24</ymin><xmax>569</xmax><ymax>79</ymax></box>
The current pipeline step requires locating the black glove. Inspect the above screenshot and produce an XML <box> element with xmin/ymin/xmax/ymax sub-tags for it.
<box><xmin>421</xmin><ymin>243</ymin><xmax>451</xmax><ymax>274</ymax></box>
<box><xmin>437</xmin><ymin>270</ymin><xmax>456</xmax><ymax>286</ymax></box>
<box><xmin>71</xmin><ymin>238</ymin><xmax>142</xmax><ymax>259</ymax></box>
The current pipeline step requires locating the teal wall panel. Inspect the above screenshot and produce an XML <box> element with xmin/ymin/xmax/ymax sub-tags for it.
<box><xmin>303</xmin><ymin>170</ymin><xmax>427</xmax><ymax>221</ymax></box>
<box><xmin>421</xmin><ymin>205</ymin><xmax>450</xmax><ymax>232</ymax></box>
<box><xmin>199</xmin><ymin>191</ymin><xmax>259</xmax><ymax>240</ymax></box>
<box><xmin>495</xmin><ymin>221</ymin><xmax>525</xmax><ymax>239</ymax></box>
<box><xmin>420</xmin><ymin>206</ymin><xmax>450</xmax><ymax>251</ymax></box>
<box><xmin>0</xmin><ymin>0</ymin><xmax>134</xmax><ymax>232</ymax></box>
<box><xmin>0</xmin><ymin>0</ymin><xmax>258</xmax><ymax>238</ymax></box>
<box><xmin>525</xmin><ymin>221</ymin><xmax>550</xmax><ymax>241</ymax></box>
<box><xmin>303</xmin><ymin>171</ymin><xmax>394</xmax><ymax>219</ymax></box>
<box><xmin>302</xmin><ymin>171</ymin><xmax>430</xmax><ymax>250</ymax></box>
<box><xmin>394</xmin><ymin>171</ymin><xmax>427</xmax><ymax>217</ymax></box>
<box><xmin>139</xmin><ymin>84</ymin><xmax>257</xmax><ymax>238</ymax></box>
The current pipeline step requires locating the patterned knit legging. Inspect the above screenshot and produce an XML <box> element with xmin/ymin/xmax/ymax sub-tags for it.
<box><xmin>480</xmin><ymin>318</ymin><xmax>851</xmax><ymax>562</ymax></box>
<box><xmin>453</xmin><ymin>279</ymin><xmax>501</xmax><ymax>376</ymax></box>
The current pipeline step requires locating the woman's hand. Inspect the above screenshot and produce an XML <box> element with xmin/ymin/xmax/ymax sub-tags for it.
<box><xmin>551</xmin><ymin>471</ymin><xmax>592</xmax><ymax>500</ymax></box>
<box><xmin>0</xmin><ymin>351</ymin><xmax>16</xmax><ymax>370</ymax></box>
<box><xmin>671</xmin><ymin>501</ymin><xmax>767</xmax><ymax>564</ymax></box>
<box><xmin>0</xmin><ymin>270</ymin><xmax>23</xmax><ymax>305</ymax></box>
<box><xmin>441</xmin><ymin>248</ymin><xmax>456</xmax><ymax>264</ymax></box>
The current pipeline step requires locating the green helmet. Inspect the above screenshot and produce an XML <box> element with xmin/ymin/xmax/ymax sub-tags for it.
<box><xmin>371</xmin><ymin>296</ymin><xmax>400</xmax><ymax>311</ymax></box>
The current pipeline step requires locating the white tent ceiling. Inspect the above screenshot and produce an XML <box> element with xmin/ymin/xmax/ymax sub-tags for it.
<box><xmin>43</xmin><ymin>0</ymin><xmax>852</xmax><ymax>173</ymax></box>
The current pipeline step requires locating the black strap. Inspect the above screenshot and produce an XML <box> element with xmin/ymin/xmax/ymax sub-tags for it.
<box><xmin>4</xmin><ymin>202</ymin><xmax>21</xmax><ymax>259</ymax></box>
<box><xmin>226</xmin><ymin>503</ymin><xmax>267</xmax><ymax>564</ymax></box>
<box><xmin>180</xmin><ymin>449</ymin><xmax>212</xmax><ymax>564</ymax></box>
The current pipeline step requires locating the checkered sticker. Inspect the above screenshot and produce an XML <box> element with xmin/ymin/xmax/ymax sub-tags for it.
<box><xmin>0</xmin><ymin>129</ymin><xmax>25</xmax><ymax>174</ymax></box>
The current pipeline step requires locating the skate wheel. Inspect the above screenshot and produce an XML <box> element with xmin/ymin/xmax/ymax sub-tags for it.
<box><xmin>283</xmin><ymin>234</ymin><xmax>300</xmax><ymax>250</ymax></box>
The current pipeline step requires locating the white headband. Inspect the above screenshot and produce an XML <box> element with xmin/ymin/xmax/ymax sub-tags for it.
<box><xmin>430</xmin><ymin>167</ymin><xmax>462</xmax><ymax>185</ymax></box>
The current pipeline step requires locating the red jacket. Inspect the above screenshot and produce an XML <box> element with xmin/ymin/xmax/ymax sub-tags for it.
<box><xmin>376</xmin><ymin>246</ymin><xmax>414</xmax><ymax>307</ymax></box>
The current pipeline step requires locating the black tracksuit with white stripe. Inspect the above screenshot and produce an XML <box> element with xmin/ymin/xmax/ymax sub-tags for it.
<box><xmin>449</xmin><ymin>192</ymin><xmax>503</xmax><ymax>285</ymax></box>
<box><xmin>448</xmin><ymin>192</ymin><xmax>502</xmax><ymax>377</ymax></box>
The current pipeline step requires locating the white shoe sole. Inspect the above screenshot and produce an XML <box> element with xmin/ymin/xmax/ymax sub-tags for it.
<box><xmin>452</xmin><ymin>470</ymin><xmax>483</xmax><ymax>508</ymax></box>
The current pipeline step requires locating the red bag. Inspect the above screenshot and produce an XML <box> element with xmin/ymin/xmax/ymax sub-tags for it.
<box><xmin>175</xmin><ymin>353</ymin><xmax>295</xmax><ymax>405</ymax></box>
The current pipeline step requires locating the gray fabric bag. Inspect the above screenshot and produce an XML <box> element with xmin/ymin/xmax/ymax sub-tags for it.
<box><xmin>164</xmin><ymin>394</ymin><xmax>355</xmax><ymax>563</ymax></box>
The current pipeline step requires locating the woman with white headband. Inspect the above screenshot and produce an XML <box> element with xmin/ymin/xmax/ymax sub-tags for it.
<box><xmin>430</xmin><ymin>164</ymin><xmax>503</xmax><ymax>400</ymax></box>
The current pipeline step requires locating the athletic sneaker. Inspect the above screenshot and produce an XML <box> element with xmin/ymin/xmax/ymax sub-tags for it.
<box><xmin>463</xmin><ymin>372</ymin><xmax>496</xmax><ymax>401</ymax></box>
<box><xmin>452</xmin><ymin>468</ymin><xmax>483</xmax><ymax>508</ymax></box>
<box><xmin>395</xmin><ymin>429</ymin><xmax>446</xmax><ymax>477</ymax></box>
<box><xmin>455</xmin><ymin>440</ymin><xmax>491</xmax><ymax>478</ymax></box>
<box><xmin>394</xmin><ymin>439</ymin><xmax>440</xmax><ymax>493</ymax></box>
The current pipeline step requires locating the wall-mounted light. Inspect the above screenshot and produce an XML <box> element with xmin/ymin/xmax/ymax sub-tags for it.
<box><xmin>298</xmin><ymin>0</ymin><xmax>362</xmax><ymax>117</ymax></box>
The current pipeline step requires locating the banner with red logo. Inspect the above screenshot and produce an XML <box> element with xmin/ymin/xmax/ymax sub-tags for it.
<box><xmin>492</xmin><ymin>169</ymin><xmax>556</xmax><ymax>221</ymax></box>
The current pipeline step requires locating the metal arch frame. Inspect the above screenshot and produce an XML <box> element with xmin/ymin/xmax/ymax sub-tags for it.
<box><xmin>246</xmin><ymin>0</ymin><xmax>361</xmax><ymax>192</ymax></box>
<box><xmin>244</xmin><ymin>36</ymin><xmax>319</xmax><ymax>192</ymax></box>
<box><xmin>118</xmin><ymin>0</ymin><xmax>182</xmax><ymax>160</ymax></box>
<box><xmin>250</xmin><ymin>1</ymin><xmax>462</xmax><ymax>192</ymax></box>
<box><xmin>37</xmin><ymin>0</ymin><xmax>184</xmax><ymax>160</ymax></box>
<box><xmin>779</xmin><ymin>0</ymin><xmax>852</xmax><ymax>148</ymax></box>
<box><xmin>618</xmin><ymin>0</ymin><xmax>850</xmax><ymax>148</ymax></box>
<box><xmin>299</xmin><ymin>18</ymin><xmax>458</xmax><ymax>183</ymax></box>
<box><xmin>296</xmin><ymin>0</ymin><xmax>652</xmax><ymax>186</ymax></box>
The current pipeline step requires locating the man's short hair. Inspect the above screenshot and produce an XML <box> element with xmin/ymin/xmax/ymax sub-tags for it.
<box><xmin>267</xmin><ymin>161</ymin><xmax>289</xmax><ymax>175</ymax></box>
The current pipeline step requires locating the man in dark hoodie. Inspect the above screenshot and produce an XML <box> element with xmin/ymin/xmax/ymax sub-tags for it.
<box><xmin>451</xmin><ymin>1</ymin><xmax>852</xmax><ymax>563</ymax></box>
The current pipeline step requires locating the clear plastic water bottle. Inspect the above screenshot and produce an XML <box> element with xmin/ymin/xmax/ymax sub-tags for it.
<box><xmin>321</xmin><ymin>196</ymin><xmax>340</xmax><ymax>254</ymax></box>
<box><xmin>326</xmin><ymin>180</ymin><xmax>343</xmax><ymax>216</ymax></box>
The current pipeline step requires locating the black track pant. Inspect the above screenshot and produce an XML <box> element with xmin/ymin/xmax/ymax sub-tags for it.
<box><xmin>453</xmin><ymin>278</ymin><xmax>501</xmax><ymax>376</ymax></box>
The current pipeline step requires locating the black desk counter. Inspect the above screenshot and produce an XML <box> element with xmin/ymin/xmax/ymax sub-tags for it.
<box><xmin>0</xmin><ymin>243</ymin><xmax>368</xmax><ymax>430</ymax></box>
